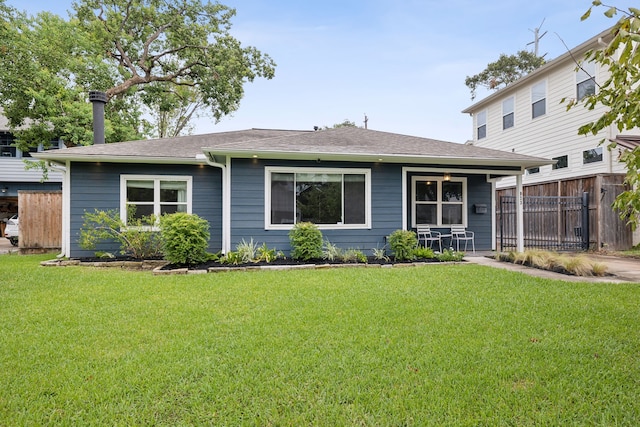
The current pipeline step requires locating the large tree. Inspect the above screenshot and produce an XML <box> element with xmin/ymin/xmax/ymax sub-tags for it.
<box><xmin>0</xmin><ymin>0</ymin><xmax>275</xmax><ymax>150</ymax></box>
<box><xmin>465</xmin><ymin>50</ymin><xmax>545</xmax><ymax>100</ymax></box>
<box><xmin>571</xmin><ymin>1</ymin><xmax>640</xmax><ymax>229</ymax></box>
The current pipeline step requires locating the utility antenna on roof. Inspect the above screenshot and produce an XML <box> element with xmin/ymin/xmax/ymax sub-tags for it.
<box><xmin>363</xmin><ymin>113</ymin><xmax>368</xmax><ymax>130</ymax></box>
<box><xmin>527</xmin><ymin>18</ymin><xmax>548</xmax><ymax>58</ymax></box>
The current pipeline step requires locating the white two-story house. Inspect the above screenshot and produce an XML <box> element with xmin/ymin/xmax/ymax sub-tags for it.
<box><xmin>0</xmin><ymin>114</ymin><xmax>63</xmax><ymax>238</ymax></box>
<box><xmin>462</xmin><ymin>27</ymin><xmax>638</xmax><ymax>250</ymax></box>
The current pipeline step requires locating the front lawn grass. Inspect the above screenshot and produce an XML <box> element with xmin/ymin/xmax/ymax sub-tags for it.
<box><xmin>1</xmin><ymin>254</ymin><xmax>639</xmax><ymax>425</ymax></box>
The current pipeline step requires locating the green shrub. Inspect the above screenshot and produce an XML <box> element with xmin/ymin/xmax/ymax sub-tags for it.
<box><xmin>289</xmin><ymin>222</ymin><xmax>323</xmax><ymax>261</ymax></box>
<box><xmin>159</xmin><ymin>213</ymin><xmax>210</xmax><ymax>265</ymax></box>
<box><xmin>236</xmin><ymin>238</ymin><xmax>259</xmax><ymax>263</ymax></box>
<box><xmin>342</xmin><ymin>248</ymin><xmax>368</xmax><ymax>263</ymax></box>
<box><xmin>256</xmin><ymin>243</ymin><xmax>282</xmax><ymax>263</ymax></box>
<box><xmin>323</xmin><ymin>240</ymin><xmax>343</xmax><ymax>261</ymax></box>
<box><xmin>219</xmin><ymin>251</ymin><xmax>242</xmax><ymax>265</ymax></box>
<box><xmin>79</xmin><ymin>209</ymin><xmax>162</xmax><ymax>259</ymax></box>
<box><xmin>436</xmin><ymin>248</ymin><xmax>465</xmax><ymax>262</ymax></box>
<box><xmin>388</xmin><ymin>229</ymin><xmax>418</xmax><ymax>261</ymax></box>
<box><xmin>414</xmin><ymin>246</ymin><xmax>435</xmax><ymax>259</ymax></box>
<box><xmin>371</xmin><ymin>246</ymin><xmax>390</xmax><ymax>262</ymax></box>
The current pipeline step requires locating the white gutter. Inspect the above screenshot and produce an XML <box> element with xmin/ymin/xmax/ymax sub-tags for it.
<box><xmin>196</xmin><ymin>154</ymin><xmax>230</xmax><ymax>254</ymax></box>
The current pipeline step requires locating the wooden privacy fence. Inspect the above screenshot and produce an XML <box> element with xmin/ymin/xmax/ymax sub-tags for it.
<box><xmin>18</xmin><ymin>190</ymin><xmax>62</xmax><ymax>253</ymax></box>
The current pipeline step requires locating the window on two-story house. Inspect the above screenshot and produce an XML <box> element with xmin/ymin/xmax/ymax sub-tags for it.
<box><xmin>0</xmin><ymin>132</ymin><xmax>17</xmax><ymax>157</ymax></box>
<box><xmin>526</xmin><ymin>167</ymin><xmax>540</xmax><ymax>175</ymax></box>
<box><xmin>583</xmin><ymin>147</ymin><xmax>603</xmax><ymax>164</ymax></box>
<box><xmin>411</xmin><ymin>176</ymin><xmax>467</xmax><ymax>227</ymax></box>
<box><xmin>577</xmin><ymin>61</ymin><xmax>596</xmax><ymax>101</ymax></box>
<box><xmin>266</xmin><ymin>167</ymin><xmax>370</xmax><ymax>229</ymax></box>
<box><xmin>502</xmin><ymin>97</ymin><xmax>514</xmax><ymax>130</ymax></box>
<box><xmin>476</xmin><ymin>111</ymin><xmax>487</xmax><ymax>140</ymax></box>
<box><xmin>121</xmin><ymin>175</ymin><xmax>192</xmax><ymax>224</ymax></box>
<box><xmin>531</xmin><ymin>81</ymin><xmax>546</xmax><ymax>119</ymax></box>
<box><xmin>552</xmin><ymin>155</ymin><xmax>568</xmax><ymax>170</ymax></box>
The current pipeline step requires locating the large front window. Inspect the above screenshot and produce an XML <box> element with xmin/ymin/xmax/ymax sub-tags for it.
<box><xmin>121</xmin><ymin>175</ymin><xmax>191</xmax><ymax>224</ymax></box>
<box><xmin>266</xmin><ymin>167</ymin><xmax>370</xmax><ymax>229</ymax></box>
<box><xmin>412</xmin><ymin>176</ymin><xmax>466</xmax><ymax>227</ymax></box>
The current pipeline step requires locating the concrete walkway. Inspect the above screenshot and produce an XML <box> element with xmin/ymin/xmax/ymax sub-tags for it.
<box><xmin>466</xmin><ymin>252</ymin><xmax>640</xmax><ymax>283</ymax></box>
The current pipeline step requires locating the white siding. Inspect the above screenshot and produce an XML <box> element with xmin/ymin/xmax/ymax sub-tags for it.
<box><xmin>468</xmin><ymin>55</ymin><xmax>635</xmax><ymax>189</ymax></box>
<box><xmin>0</xmin><ymin>158</ymin><xmax>62</xmax><ymax>182</ymax></box>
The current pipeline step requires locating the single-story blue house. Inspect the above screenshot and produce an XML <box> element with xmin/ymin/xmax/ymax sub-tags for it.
<box><xmin>33</xmin><ymin>127</ymin><xmax>551</xmax><ymax>258</ymax></box>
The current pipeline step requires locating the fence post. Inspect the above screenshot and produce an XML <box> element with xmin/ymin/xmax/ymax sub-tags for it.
<box><xmin>499</xmin><ymin>196</ymin><xmax>504</xmax><ymax>252</ymax></box>
<box><xmin>581</xmin><ymin>192</ymin><xmax>590</xmax><ymax>250</ymax></box>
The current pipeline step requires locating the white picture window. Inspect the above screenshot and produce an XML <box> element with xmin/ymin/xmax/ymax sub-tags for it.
<box><xmin>531</xmin><ymin>81</ymin><xmax>546</xmax><ymax>118</ymax></box>
<box><xmin>577</xmin><ymin>61</ymin><xmax>596</xmax><ymax>101</ymax></box>
<box><xmin>120</xmin><ymin>175</ymin><xmax>192</xmax><ymax>225</ymax></box>
<box><xmin>411</xmin><ymin>176</ymin><xmax>467</xmax><ymax>227</ymax></box>
<box><xmin>265</xmin><ymin>167</ymin><xmax>371</xmax><ymax>229</ymax></box>
<box><xmin>502</xmin><ymin>97</ymin><xmax>514</xmax><ymax>130</ymax></box>
<box><xmin>476</xmin><ymin>110</ymin><xmax>487</xmax><ymax>140</ymax></box>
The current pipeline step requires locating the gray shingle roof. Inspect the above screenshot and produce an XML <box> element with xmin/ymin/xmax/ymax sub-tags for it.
<box><xmin>33</xmin><ymin>127</ymin><xmax>551</xmax><ymax>169</ymax></box>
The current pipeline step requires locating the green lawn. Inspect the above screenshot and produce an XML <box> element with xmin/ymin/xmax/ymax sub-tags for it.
<box><xmin>1</xmin><ymin>254</ymin><xmax>639</xmax><ymax>426</ymax></box>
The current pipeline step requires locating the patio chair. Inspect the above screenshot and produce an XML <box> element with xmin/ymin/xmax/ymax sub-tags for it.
<box><xmin>450</xmin><ymin>225</ymin><xmax>475</xmax><ymax>253</ymax></box>
<box><xmin>416</xmin><ymin>225</ymin><xmax>442</xmax><ymax>252</ymax></box>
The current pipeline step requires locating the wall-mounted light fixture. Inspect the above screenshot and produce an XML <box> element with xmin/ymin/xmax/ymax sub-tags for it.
<box><xmin>443</xmin><ymin>173</ymin><xmax>451</xmax><ymax>181</ymax></box>
<box><xmin>1</xmin><ymin>186</ymin><xmax>7</xmax><ymax>193</ymax></box>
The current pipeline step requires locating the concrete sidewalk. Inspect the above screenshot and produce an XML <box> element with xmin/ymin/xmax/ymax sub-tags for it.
<box><xmin>466</xmin><ymin>252</ymin><xmax>640</xmax><ymax>283</ymax></box>
<box><xmin>0</xmin><ymin>237</ymin><xmax>17</xmax><ymax>255</ymax></box>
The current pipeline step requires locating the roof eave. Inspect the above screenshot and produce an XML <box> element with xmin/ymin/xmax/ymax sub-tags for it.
<box><xmin>203</xmin><ymin>148</ymin><xmax>552</xmax><ymax>169</ymax></box>
<box><xmin>32</xmin><ymin>152</ymin><xmax>202</xmax><ymax>165</ymax></box>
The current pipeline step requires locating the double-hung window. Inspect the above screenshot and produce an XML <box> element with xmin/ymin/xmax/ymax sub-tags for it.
<box><xmin>502</xmin><ymin>97</ymin><xmax>514</xmax><ymax>130</ymax></box>
<box><xmin>121</xmin><ymin>175</ymin><xmax>192</xmax><ymax>225</ymax></box>
<box><xmin>577</xmin><ymin>61</ymin><xmax>596</xmax><ymax>101</ymax></box>
<box><xmin>266</xmin><ymin>167</ymin><xmax>371</xmax><ymax>229</ymax></box>
<box><xmin>476</xmin><ymin>111</ymin><xmax>487</xmax><ymax>140</ymax></box>
<box><xmin>531</xmin><ymin>81</ymin><xmax>546</xmax><ymax>119</ymax></box>
<box><xmin>412</xmin><ymin>176</ymin><xmax>466</xmax><ymax>227</ymax></box>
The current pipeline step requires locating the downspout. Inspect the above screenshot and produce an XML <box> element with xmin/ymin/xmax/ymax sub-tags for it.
<box><xmin>197</xmin><ymin>153</ymin><xmax>230</xmax><ymax>254</ymax></box>
<box><xmin>47</xmin><ymin>160</ymin><xmax>69</xmax><ymax>258</ymax></box>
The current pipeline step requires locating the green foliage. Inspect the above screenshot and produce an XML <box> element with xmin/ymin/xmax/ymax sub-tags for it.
<box><xmin>387</xmin><ymin>229</ymin><xmax>418</xmax><ymax>261</ymax></box>
<box><xmin>496</xmin><ymin>250</ymin><xmax>608</xmax><ymax>277</ymax></box>
<box><xmin>257</xmin><ymin>243</ymin><xmax>282</xmax><ymax>263</ymax></box>
<box><xmin>571</xmin><ymin>3</ymin><xmax>640</xmax><ymax>230</ymax></box>
<box><xmin>465</xmin><ymin>50</ymin><xmax>545</xmax><ymax>100</ymax></box>
<box><xmin>341</xmin><ymin>248</ymin><xmax>367</xmax><ymax>263</ymax></box>
<box><xmin>371</xmin><ymin>246</ymin><xmax>390</xmax><ymax>262</ymax></box>
<box><xmin>0</xmin><ymin>0</ymin><xmax>276</xmax><ymax>151</ymax></box>
<box><xmin>323</xmin><ymin>240</ymin><xmax>343</xmax><ymax>261</ymax></box>
<box><xmin>78</xmin><ymin>209</ymin><xmax>162</xmax><ymax>259</ymax></box>
<box><xmin>289</xmin><ymin>222</ymin><xmax>323</xmax><ymax>261</ymax></box>
<box><xmin>235</xmin><ymin>238</ymin><xmax>259</xmax><ymax>263</ymax></box>
<box><xmin>414</xmin><ymin>246</ymin><xmax>436</xmax><ymax>259</ymax></box>
<box><xmin>159</xmin><ymin>213</ymin><xmax>210</xmax><ymax>266</ymax></box>
<box><xmin>436</xmin><ymin>249</ymin><xmax>465</xmax><ymax>262</ymax></box>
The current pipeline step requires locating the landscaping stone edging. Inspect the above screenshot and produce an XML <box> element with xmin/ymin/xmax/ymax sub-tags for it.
<box><xmin>41</xmin><ymin>259</ymin><xmax>169</xmax><ymax>270</ymax></box>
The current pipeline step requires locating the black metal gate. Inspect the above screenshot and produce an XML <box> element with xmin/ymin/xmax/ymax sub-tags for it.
<box><xmin>499</xmin><ymin>192</ymin><xmax>589</xmax><ymax>251</ymax></box>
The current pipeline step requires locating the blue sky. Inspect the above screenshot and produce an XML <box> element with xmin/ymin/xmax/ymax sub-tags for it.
<box><xmin>6</xmin><ymin>0</ymin><xmax>630</xmax><ymax>143</ymax></box>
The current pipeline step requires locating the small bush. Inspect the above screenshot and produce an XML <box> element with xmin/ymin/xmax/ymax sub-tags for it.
<box><xmin>159</xmin><ymin>213</ymin><xmax>210</xmax><ymax>266</ymax></box>
<box><xmin>414</xmin><ymin>246</ymin><xmax>436</xmax><ymax>259</ymax></box>
<box><xmin>79</xmin><ymin>208</ymin><xmax>162</xmax><ymax>259</ymax></box>
<box><xmin>342</xmin><ymin>248</ymin><xmax>367</xmax><ymax>263</ymax></box>
<box><xmin>436</xmin><ymin>248</ymin><xmax>465</xmax><ymax>262</ymax></box>
<box><xmin>256</xmin><ymin>243</ymin><xmax>282</xmax><ymax>263</ymax></box>
<box><xmin>323</xmin><ymin>240</ymin><xmax>343</xmax><ymax>261</ymax></box>
<box><xmin>220</xmin><ymin>251</ymin><xmax>243</xmax><ymax>265</ymax></box>
<box><xmin>289</xmin><ymin>222</ymin><xmax>323</xmax><ymax>261</ymax></box>
<box><xmin>236</xmin><ymin>238</ymin><xmax>259</xmax><ymax>263</ymax></box>
<box><xmin>371</xmin><ymin>246</ymin><xmax>390</xmax><ymax>262</ymax></box>
<box><xmin>388</xmin><ymin>229</ymin><xmax>418</xmax><ymax>261</ymax></box>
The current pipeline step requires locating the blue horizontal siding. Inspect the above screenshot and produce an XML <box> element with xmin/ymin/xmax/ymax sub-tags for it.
<box><xmin>68</xmin><ymin>162</ymin><xmax>222</xmax><ymax>258</ymax></box>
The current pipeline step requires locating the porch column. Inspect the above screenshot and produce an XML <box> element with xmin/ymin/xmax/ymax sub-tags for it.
<box><xmin>516</xmin><ymin>174</ymin><xmax>524</xmax><ymax>252</ymax></box>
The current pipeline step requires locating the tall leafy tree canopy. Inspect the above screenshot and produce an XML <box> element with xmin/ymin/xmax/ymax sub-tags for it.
<box><xmin>573</xmin><ymin>1</ymin><xmax>640</xmax><ymax>229</ymax></box>
<box><xmin>465</xmin><ymin>50</ymin><xmax>545</xmax><ymax>100</ymax></box>
<box><xmin>0</xmin><ymin>0</ymin><xmax>276</xmax><ymax>150</ymax></box>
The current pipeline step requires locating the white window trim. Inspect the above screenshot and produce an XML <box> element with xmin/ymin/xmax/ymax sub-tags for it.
<box><xmin>264</xmin><ymin>166</ymin><xmax>371</xmax><ymax>230</ymax></box>
<box><xmin>576</xmin><ymin>61</ymin><xmax>597</xmax><ymax>100</ymax></box>
<box><xmin>411</xmin><ymin>176</ymin><xmax>467</xmax><ymax>228</ymax></box>
<box><xmin>502</xmin><ymin>96</ymin><xmax>515</xmax><ymax>130</ymax></box>
<box><xmin>476</xmin><ymin>110</ymin><xmax>487</xmax><ymax>140</ymax></box>
<box><xmin>531</xmin><ymin>80</ymin><xmax>547</xmax><ymax>119</ymax></box>
<box><xmin>120</xmin><ymin>174</ymin><xmax>193</xmax><ymax>227</ymax></box>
